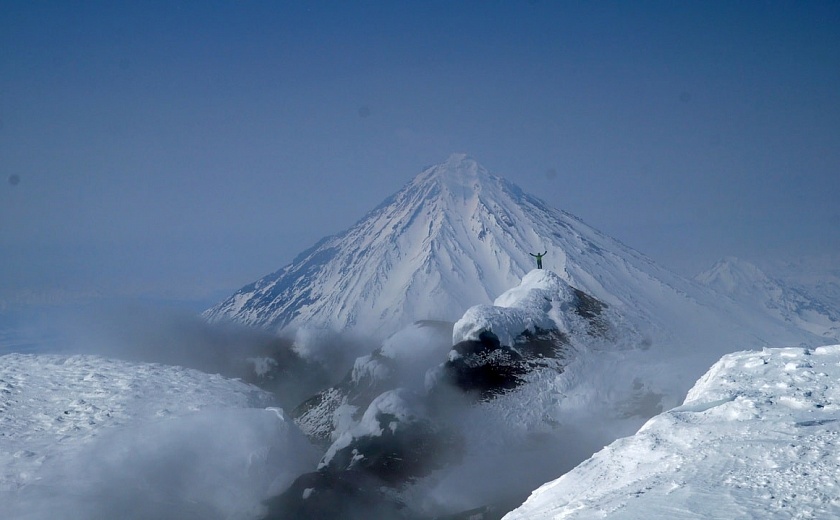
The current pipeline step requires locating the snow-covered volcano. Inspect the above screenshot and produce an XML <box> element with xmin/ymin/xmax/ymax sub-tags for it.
<box><xmin>206</xmin><ymin>153</ymin><xmax>560</xmax><ymax>335</ymax></box>
<box><xmin>205</xmin><ymin>154</ymin><xmax>823</xmax><ymax>357</ymax></box>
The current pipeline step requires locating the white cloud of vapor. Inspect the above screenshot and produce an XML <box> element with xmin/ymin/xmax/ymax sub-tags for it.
<box><xmin>0</xmin><ymin>408</ymin><xmax>319</xmax><ymax>520</ymax></box>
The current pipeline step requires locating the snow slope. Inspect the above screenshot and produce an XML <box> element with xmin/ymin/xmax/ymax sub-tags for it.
<box><xmin>0</xmin><ymin>353</ymin><xmax>318</xmax><ymax>520</ymax></box>
<box><xmin>503</xmin><ymin>345</ymin><xmax>840</xmax><ymax>519</ymax></box>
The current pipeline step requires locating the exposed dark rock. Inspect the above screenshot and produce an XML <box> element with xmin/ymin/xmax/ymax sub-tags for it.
<box><xmin>440</xmin><ymin>325</ymin><xmax>573</xmax><ymax>400</ymax></box>
<box><xmin>271</xmin><ymin>388</ymin><xmax>465</xmax><ymax>519</ymax></box>
<box><xmin>434</xmin><ymin>501</ymin><xmax>521</xmax><ymax>520</ymax></box>
<box><xmin>238</xmin><ymin>342</ymin><xmax>335</xmax><ymax>411</ymax></box>
<box><xmin>276</xmin><ymin>287</ymin><xmax>612</xmax><ymax>519</ymax></box>
<box><xmin>571</xmin><ymin>288</ymin><xmax>610</xmax><ymax>336</ymax></box>
<box><xmin>436</xmin><ymin>285</ymin><xmax>610</xmax><ymax>400</ymax></box>
<box><xmin>291</xmin><ymin>349</ymin><xmax>397</xmax><ymax>444</ymax></box>
<box><xmin>291</xmin><ymin>321</ymin><xmax>452</xmax><ymax>444</ymax></box>
<box><xmin>443</xmin><ymin>331</ymin><xmax>530</xmax><ymax>399</ymax></box>
<box><xmin>514</xmin><ymin>326</ymin><xmax>569</xmax><ymax>359</ymax></box>
<box><xmin>571</xmin><ymin>288</ymin><xmax>605</xmax><ymax>319</ymax></box>
<box><xmin>291</xmin><ymin>387</ymin><xmax>346</xmax><ymax>445</ymax></box>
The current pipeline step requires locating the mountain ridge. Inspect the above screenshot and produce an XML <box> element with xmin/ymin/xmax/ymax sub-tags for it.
<box><xmin>697</xmin><ymin>256</ymin><xmax>840</xmax><ymax>341</ymax></box>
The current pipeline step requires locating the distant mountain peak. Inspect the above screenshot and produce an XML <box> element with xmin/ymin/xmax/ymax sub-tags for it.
<box><xmin>437</xmin><ymin>152</ymin><xmax>477</xmax><ymax>173</ymax></box>
<box><xmin>205</xmin><ymin>154</ymin><xmax>552</xmax><ymax>335</ymax></box>
<box><xmin>412</xmin><ymin>153</ymin><xmax>492</xmax><ymax>200</ymax></box>
<box><xmin>205</xmin><ymin>156</ymin><xmax>828</xmax><ymax>348</ymax></box>
<box><xmin>696</xmin><ymin>257</ymin><xmax>770</xmax><ymax>294</ymax></box>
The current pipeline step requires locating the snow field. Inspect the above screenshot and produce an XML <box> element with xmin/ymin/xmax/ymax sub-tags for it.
<box><xmin>0</xmin><ymin>353</ymin><xmax>318</xmax><ymax>520</ymax></box>
<box><xmin>503</xmin><ymin>345</ymin><xmax>840</xmax><ymax>519</ymax></box>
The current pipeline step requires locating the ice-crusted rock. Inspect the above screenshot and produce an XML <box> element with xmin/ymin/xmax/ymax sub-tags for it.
<box><xmin>435</xmin><ymin>270</ymin><xmax>624</xmax><ymax>400</ymax></box>
<box><xmin>318</xmin><ymin>389</ymin><xmax>459</xmax><ymax>482</ymax></box>
<box><xmin>262</xmin><ymin>469</ymin><xmax>412</xmax><ymax>520</ymax></box>
<box><xmin>281</xmin><ymin>270</ymin><xmax>656</xmax><ymax>518</ymax></box>
<box><xmin>267</xmin><ymin>389</ymin><xmax>461</xmax><ymax>520</ymax></box>
<box><xmin>291</xmin><ymin>321</ymin><xmax>453</xmax><ymax>444</ymax></box>
<box><xmin>453</xmin><ymin>269</ymin><xmax>608</xmax><ymax>347</ymax></box>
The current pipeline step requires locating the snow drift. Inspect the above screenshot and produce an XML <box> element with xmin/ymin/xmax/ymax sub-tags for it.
<box><xmin>0</xmin><ymin>354</ymin><xmax>318</xmax><ymax>520</ymax></box>
<box><xmin>504</xmin><ymin>345</ymin><xmax>840</xmax><ymax>519</ymax></box>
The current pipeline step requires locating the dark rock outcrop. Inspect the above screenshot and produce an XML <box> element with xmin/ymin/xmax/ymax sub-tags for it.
<box><xmin>440</xmin><ymin>326</ymin><xmax>571</xmax><ymax>400</ymax></box>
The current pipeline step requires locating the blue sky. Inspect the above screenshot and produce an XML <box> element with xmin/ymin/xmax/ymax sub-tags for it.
<box><xmin>1</xmin><ymin>1</ymin><xmax>839</xmax><ymax>306</ymax></box>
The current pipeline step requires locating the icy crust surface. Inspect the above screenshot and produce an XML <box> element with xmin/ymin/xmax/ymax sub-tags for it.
<box><xmin>0</xmin><ymin>353</ymin><xmax>318</xmax><ymax>520</ymax></box>
<box><xmin>503</xmin><ymin>345</ymin><xmax>840</xmax><ymax>520</ymax></box>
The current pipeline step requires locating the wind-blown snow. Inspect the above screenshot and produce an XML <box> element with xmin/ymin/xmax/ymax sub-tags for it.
<box><xmin>503</xmin><ymin>345</ymin><xmax>840</xmax><ymax>519</ymax></box>
<box><xmin>0</xmin><ymin>353</ymin><xmax>318</xmax><ymax>520</ymax></box>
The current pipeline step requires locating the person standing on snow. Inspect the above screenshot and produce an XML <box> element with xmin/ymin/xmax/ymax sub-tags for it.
<box><xmin>529</xmin><ymin>250</ymin><xmax>547</xmax><ymax>269</ymax></box>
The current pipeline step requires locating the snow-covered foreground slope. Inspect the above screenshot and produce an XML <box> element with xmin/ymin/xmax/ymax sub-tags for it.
<box><xmin>0</xmin><ymin>354</ymin><xmax>318</xmax><ymax>520</ymax></box>
<box><xmin>504</xmin><ymin>345</ymin><xmax>840</xmax><ymax>519</ymax></box>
